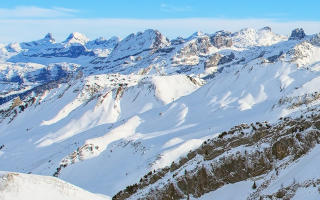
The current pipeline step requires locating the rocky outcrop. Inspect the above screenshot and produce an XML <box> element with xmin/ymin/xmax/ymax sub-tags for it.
<box><xmin>171</xmin><ymin>37</ymin><xmax>185</xmax><ymax>45</ymax></box>
<box><xmin>114</xmin><ymin>114</ymin><xmax>320</xmax><ymax>200</ymax></box>
<box><xmin>204</xmin><ymin>52</ymin><xmax>235</xmax><ymax>69</ymax></box>
<box><xmin>107</xmin><ymin>29</ymin><xmax>170</xmax><ymax>62</ymax></box>
<box><xmin>204</xmin><ymin>53</ymin><xmax>222</xmax><ymax>69</ymax></box>
<box><xmin>179</xmin><ymin>36</ymin><xmax>212</xmax><ymax>57</ymax></box>
<box><xmin>266</xmin><ymin>51</ymin><xmax>283</xmax><ymax>63</ymax></box>
<box><xmin>210</xmin><ymin>31</ymin><xmax>233</xmax><ymax>48</ymax></box>
<box><xmin>260</xmin><ymin>26</ymin><xmax>272</xmax><ymax>32</ymax></box>
<box><xmin>310</xmin><ymin>33</ymin><xmax>320</xmax><ymax>46</ymax></box>
<box><xmin>289</xmin><ymin>28</ymin><xmax>306</xmax><ymax>40</ymax></box>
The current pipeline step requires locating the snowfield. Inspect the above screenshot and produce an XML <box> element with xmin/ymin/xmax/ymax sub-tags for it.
<box><xmin>0</xmin><ymin>171</ymin><xmax>110</xmax><ymax>200</ymax></box>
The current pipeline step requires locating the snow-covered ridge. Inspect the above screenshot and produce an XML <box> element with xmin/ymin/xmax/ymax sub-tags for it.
<box><xmin>0</xmin><ymin>171</ymin><xmax>110</xmax><ymax>200</ymax></box>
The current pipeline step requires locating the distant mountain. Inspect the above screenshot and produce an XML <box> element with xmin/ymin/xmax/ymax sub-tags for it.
<box><xmin>1</xmin><ymin>27</ymin><xmax>320</xmax><ymax>200</ymax></box>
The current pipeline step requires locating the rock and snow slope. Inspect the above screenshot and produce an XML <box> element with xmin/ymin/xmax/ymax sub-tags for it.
<box><xmin>0</xmin><ymin>27</ymin><xmax>320</xmax><ymax>199</ymax></box>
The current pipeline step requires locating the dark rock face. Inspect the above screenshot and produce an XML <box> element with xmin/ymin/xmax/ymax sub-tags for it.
<box><xmin>267</xmin><ymin>51</ymin><xmax>284</xmax><ymax>63</ymax></box>
<box><xmin>171</xmin><ymin>37</ymin><xmax>185</xmax><ymax>45</ymax></box>
<box><xmin>310</xmin><ymin>33</ymin><xmax>320</xmax><ymax>46</ymax></box>
<box><xmin>204</xmin><ymin>52</ymin><xmax>235</xmax><ymax>69</ymax></box>
<box><xmin>152</xmin><ymin>30</ymin><xmax>170</xmax><ymax>51</ymax></box>
<box><xmin>204</xmin><ymin>53</ymin><xmax>222</xmax><ymax>69</ymax></box>
<box><xmin>210</xmin><ymin>31</ymin><xmax>233</xmax><ymax>48</ymax></box>
<box><xmin>44</xmin><ymin>33</ymin><xmax>55</xmax><ymax>43</ymax></box>
<box><xmin>177</xmin><ymin>36</ymin><xmax>212</xmax><ymax>58</ymax></box>
<box><xmin>289</xmin><ymin>28</ymin><xmax>306</xmax><ymax>40</ymax></box>
<box><xmin>218</xmin><ymin>52</ymin><xmax>235</xmax><ymax>65</ymax></box>
<box><xmin>260</xmin><ymin>26</ymin><xmax>272</xmax><ymax>32</ymax></box>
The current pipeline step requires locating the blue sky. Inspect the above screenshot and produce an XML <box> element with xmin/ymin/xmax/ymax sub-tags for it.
<box><xmin>0</xmin><ymin>0</ymin><xmax>319</xmax><ymax>43</ymax></box>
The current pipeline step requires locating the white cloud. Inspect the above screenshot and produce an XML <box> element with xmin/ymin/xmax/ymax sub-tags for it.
<box><xmin>160</xmin><ymin>3</ymin><xmax>192</xmax><ymax>12</ymax></box>
<box><xmin>0</xmin><ymin>6</ymin><xmax>78</xmax><ymax>19</ymax></box>
<box><xmin>0</xmin><ymin>18</ymin><xmax>319</xmax><ymax>43</ymax></box>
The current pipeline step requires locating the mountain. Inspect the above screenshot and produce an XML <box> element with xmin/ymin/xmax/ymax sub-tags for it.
<box><xmin>1</xmin><ymin>27</ymin><xmax>320</xmax><ymax>200</ymax></box>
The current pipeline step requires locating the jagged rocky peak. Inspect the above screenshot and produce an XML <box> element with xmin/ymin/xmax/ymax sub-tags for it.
<box><xmin>289</xmin><ymin>28</ymin><xmax>306</xmax><ymax>40</ymax></box>
<box><xmin>43</xmin><ymin>33</ymin><xmax>55</xmax><ymax>43</ymax></box>
<box><xmin>259</xmin><ymin>26</ymin><xmax>272</xmax><ymax>32</ymax></box>
<box><xmin>107</xmin><ymin>36</ymin><xmax>120</xmax><ymax>44</ymax></box>
<box><xmin>64</xmin><ymin>32</ymin><xmax>89</xmax><ymax>45</ymax></box>
<box><xmin>93</xmin><ymin>36</ymin><xmax>119</xmax><ymax>45</ymax></box>
<box><xmin>120</xmin><ymin>29</ymin><xmax>169</xmax><ymax>50</ymax></box>
<box><xmin>310</xmin><ymin>33</ymin><xmax>320</xmax><ymax>46</ymax></box>
<box><xmin>86</xmin><ymin>36</ymin><xmax>119</xmax><ymax>49</ymax></box>
<box><xmin>171</xmin><ymin>36</ymin><xmax>185</xmax><ymax>45</ymax></box>
<box><xmin>187</xmin><ymin>31</ymin><xmax>205</xmax><ymax>40</ymax></box>
<box><xmin>175</xmin><ymin>32</ymin><xmax>212</xmax><ymax>61</ymax></box>
<box><xmin>108</xmin><ymin>29</ymin><xmax>170</xmax><ymax>60</ymax></box>
<box><xmin>147</xmin><ymin>29</ymin><xmax>171</xmax><ymax>50</ymax></box>
<box><xmin>210</xmin><ymin>30</ymin><xmax>233</xmax><ymax>48</ymax></box>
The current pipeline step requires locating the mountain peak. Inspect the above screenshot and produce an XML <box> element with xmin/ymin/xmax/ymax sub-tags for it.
<box><xmin>64</xmin><ymin>32</ymin><xmax>89</xmax><ymax>45</ymax></box>
<box><xmin>108</xmin><ymin>29</ymin><xmax>170</xmax><ymax>60</ymax></box>
<box><xmin>289</xmin><ymin>28</ymin><xmax>306</xmax><ymax>40</ymax></box>
<box><xmin>259</xmin><ymin>26</ymin><xmax>272</xmax><ymax>32</ymax></box>
<box><xmin>43</xmin><ymin>33</ymin><xmax>55</xmax><ymax>43</ymax></box>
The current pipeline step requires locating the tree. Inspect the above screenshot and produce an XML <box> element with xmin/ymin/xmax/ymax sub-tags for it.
<box><xmin>252</xmin><ymin>181</ymin><xmax>257</xmax><ymax>189</ymax></box>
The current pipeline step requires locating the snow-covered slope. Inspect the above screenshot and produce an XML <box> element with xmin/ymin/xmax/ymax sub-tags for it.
<box><xmin>1</xmin><ymin>27</ymin><xmax>320</xmax><ymax>199</ymax></box>
<box><xmin>0</xmin><ymin>171</ymin><xmax>110</xmax><ymax>200</ymax></box>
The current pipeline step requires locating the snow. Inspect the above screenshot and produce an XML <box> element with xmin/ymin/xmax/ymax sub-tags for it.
<box><xmin>262</xmin><ymin>145</ymin><xmax>320</xmax><ymax>195</ymax></box>
<box><xmin>238</xmin><ymin>85</ymin><xmax>267</xmax><ymax>110</ymax></box>
<box><xmin>152</xmin><ymin>138</ymin><xmax>204</xmax><ymax>170</ymax></box>
<box><xmin>107</xmin><ymin>29</ymin><xmax>170</xmax><ymax>61</ymax></box>
<box><xmin>63</xmin><ymin>32</ymin><xmax>89</xmax><ymax>46</ymax></box>
<box><xmin>162</xmin><ymin>137</ymin><xmax>184</xmax><ymax>149</ymax></box>
<box><xmin>0</xmin><ymin>171</ymin><xmax>110</xmax><ymax>200</ymax></box>
<box><xmin>152</xmin><ymin>75</ymin><xmax>199</xmax><ymax>104</ymax></box>
<box><xmin>82</xmin><ymin>116</ymin><xmax>142</xmax><ymax>159</ymax></box>
<box><xmin>194</xmin><ymin>180</ymin><xmax>253</xmax><ymax>200</ymax></box>
<box><xmin>292</xmin><ymin>187</ymin><xmax>320</xmax><ymax>200</ymax></box>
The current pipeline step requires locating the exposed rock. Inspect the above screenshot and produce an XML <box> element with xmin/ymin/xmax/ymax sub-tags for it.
<box><xmin>152</xmin><ymin>30</ymin><xmax>171</xmax><ymax>52</ymax></box>
<box><xmin>210</xmin><ymin>31</ymin><xmax>233</xmax><ymax>48</ymax></box>
<box><xmin>310</xmin><ymin>33</ymin><xmax>320</xmax><ymax>46</ymax></box>
<box><xmin>289</xmin><ymin>28</ymin><xmax>306</xmax><ymax>40</ymax></box>
<box><xmin>44</xmin><ymin>33</ymin><xmax>55</xmax><ymax>43</ymax></box>
<box><xmin>108</xmin><ymin>29</ymin><xmax>170</xmax><ymax>61</ymax></box>
<box><xmin>218</xmin><ymin>52</ymin><xmax>235</xmax><ymax>65</ymax></box>
<box><xmin>173</xmin><ymin>36</ymin><xmax>212</xmax><ymax>66</ymax></box>
<box><xmin>179</xmin><ymin>36</ymin><xmax>212</xmax><ymax>56</ymax></box>
<box><xmin>171</xmin><ymin>37</ymin><xmax>185</xmax><ymax>45</ymax></box>
<box><xmin>260</xmin><ymin>26</ymin><xmax>272</xmax><ymax>32</ymax></box>
<box><xmin>10</xmin><ymin>97</ymin><xmax>22</xmax><ymax>109</ymax></box>
<box><xmin>204</xmin><ymin>53</ymin><xmax>222</xmax><ymax>69</ymax></box>
<box><xmin>204</xmin><ymin>52</ymin><xmax>235</xmax><ymax>69</ymax></box>
<box><xmin>114</xmin><ymin>115</ymin><xmax>320</xmax><ymax>200</ymax></box>
<box><xmin>267</xmin><ymin>51</ymin><xmax>283</xmax><ymax>63</ymax></box>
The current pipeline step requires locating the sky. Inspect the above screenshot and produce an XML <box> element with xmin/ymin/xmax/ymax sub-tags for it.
<box><xmin>0</xmin><ymin>0</ymin><xmax>320</xmax><ymax>43</ymax></box>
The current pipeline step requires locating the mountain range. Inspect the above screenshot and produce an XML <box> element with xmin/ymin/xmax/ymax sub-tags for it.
<box><xmin>1</xmin><ymin>27</ymin><xmax>320</xmax><ymax>200</ymax></box>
